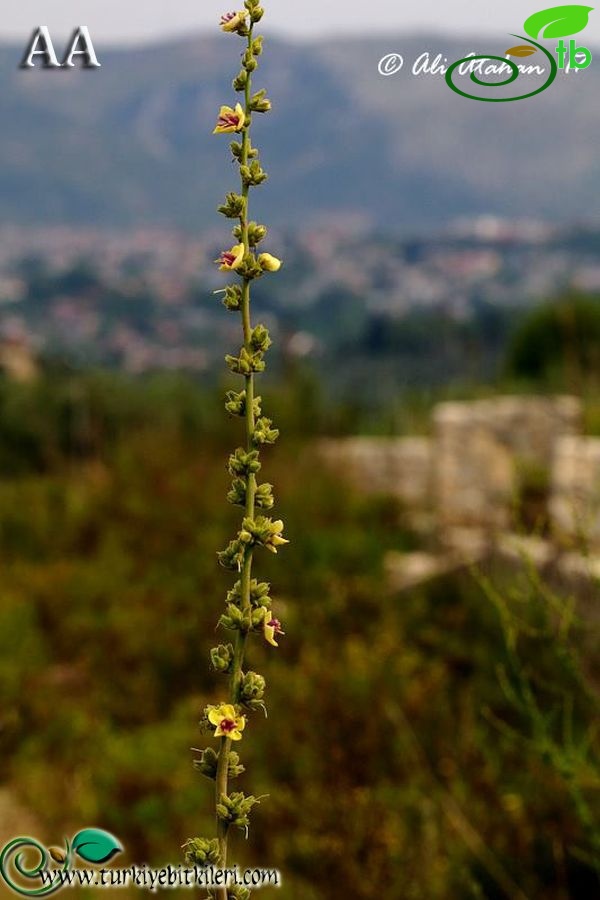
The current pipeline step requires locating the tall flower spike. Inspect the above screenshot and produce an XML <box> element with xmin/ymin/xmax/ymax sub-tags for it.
<box><xmin>186</xmin><ymin>6</ymin><xmax>286</xmax><ymax>896</ymax></box>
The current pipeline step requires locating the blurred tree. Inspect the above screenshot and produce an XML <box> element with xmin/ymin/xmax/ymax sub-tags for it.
<box><xmin>506</xmin><ymin>293</ymin><xmax>600</xmax><ymax>390</ymax></box>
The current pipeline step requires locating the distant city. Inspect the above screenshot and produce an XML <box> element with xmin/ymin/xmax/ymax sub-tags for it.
<box><xmin>0</xmin><ymin>217</ymin><xmax>598</xmax><ymax>381</ymax></box>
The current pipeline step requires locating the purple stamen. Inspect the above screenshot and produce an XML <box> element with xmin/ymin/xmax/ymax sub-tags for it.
<box><xmin>219</xmin><ymin>718</ymin><xmax>236</xmax><ymax>734</ymax></box>
<box><xmin>218</xmin><ymin>112</ymin><xmax>241</xmax><ymax>128</ymax></box>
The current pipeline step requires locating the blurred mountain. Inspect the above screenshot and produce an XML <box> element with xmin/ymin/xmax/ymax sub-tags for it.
<box><xmin>0</xmin><ymin>32</ymin><xmax>598</xmax><ymax>231</ymax></box>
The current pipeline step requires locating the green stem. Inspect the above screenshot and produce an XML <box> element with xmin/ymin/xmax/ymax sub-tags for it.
<box><xmin>215</xmin><ymin>25</ymin><xmax>255</xmax><ymax>899</ymax></box>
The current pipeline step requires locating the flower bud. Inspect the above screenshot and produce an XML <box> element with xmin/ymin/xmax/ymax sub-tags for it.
<box><xmin>216</xmin><ymin>791</ymin><xmax>261</xmax><ymax>832</ymax></box>
<box><xmin>249</xmin><ymin>222</ymin><xmax>268</xmax><ymax>244</ymax></box>
<box><xmin>233</xmin><ymin>69</ymin><xmax>249</xmax><ymax>91</ymax></box>
<box><xmin>225</xmin><ymin>390</ymin><xmax>262</xmax><ymax>418</ymax></box>
<box><xmin>250</xmin><ymin>324</ymin><xmax>272</xmax><ymax>353</ymax></box>
<box><xmin>227</xmin><ymin>477</ymin><xmax>246</xmax><ymax>507</ymax></box>
<box><xmin>218</xmin><ymin>192</ymin><xmax>246</xmax><ymax>219</ymax></box>
<box><xmin>255</xmin><ymin>482</ymin><xmax>274</xmax><ymax>510</ymax></box>
<box><xmin>182</xmin><ymin>837</ymin><xmax>221</xmax><ymax>867</ymax></box>
<box><xmin>229</xmin><ymin>889</ymin><xmax>251</xmax><ymax>900</ymax></box>
<box><xmin>240</xmin><ymin>670</ymin><xmax>266</xmax><ymax>704</ymax></box>
<box><xmin>241</xmin><ymin>159</ymin><xmax>268</xmax><ymax>186</ymax></box>
<box><xmin>217</xmin><ymin>539</ymin><xmax>245</xmax><ymax>571</ymax></box>
<box><xmin>251</xmin><ymin>607</ymin><xmax>268</xmax><ymax>629</ymax></box>
<box><xmin>220</xmin><ymin>284</ymin><xmax>243</xmax><ymax>311</ymax></box>
<box><xmin>210</xmin><ymin>643</ymin><xmax>235</xmax><ymax>673</ymax></box>
<box><xmin>252</xmin><ymin>417</ymin><xmax>279</xmax><ymax>446</ymax></box>
<box><xmin>257</xmin><ymin>252</ymin><xmax>282</xmax><ymax>272</ymax></box>
<box><xmin>219</xmin><ymin>602</ymin><xmax>247</xmax><ymax>631</ymax></box>
<box><xmin>250</xmin><ymin>580</ymin><xmax>271</xmax><ymax>606</ymax></box>
<box><xmin>250</xmin><ymin>89</ymin><xmax>271</xmax><ymax>113</ymax></box>
<box><xmin>225</xmin><ymin>346</ymin><xmax>266</xmax><ymax>375</ymax></box>
<box><xmin>236</xmin><ymin>254</ymin><xmax>264</xmax><ymax>281</ymax></box>
<box><xmin>233</xmin><ymin>221</ymin><xmax>267</xmax><ymax>247</ymax></box>
<box><xmin>227</xmin><ymin>578</ymin><xmax>271</xmax><ymax>609</ymax></box>
<box><xmin>227</xmin><ymin>751</ymin><xmax>245</xmax><ymax>779</ymax></box>
<box><xmin>228</xmin><ymin>448</ymin><xmax>261</xmax><ymax>476</ymax></box>
<box><xmin>242</xmin><ymin>49</ymin><xmax>258</xmax><ymax>71</ymax></box>
<box><xmin>193</xmin><ymin>747</ymin><xmax>218</xmax><ymax>780</ymax></box>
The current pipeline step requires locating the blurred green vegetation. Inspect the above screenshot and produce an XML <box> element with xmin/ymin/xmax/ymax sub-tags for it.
<box><xmin>0</xmin><ymin>372</ymin><xmax>597</xmax><ymax>898</ymax></box>
<box><xmin>506</xmin><ymin>293</ymin><xmax>600</xmax><ymax>392</ymax></box>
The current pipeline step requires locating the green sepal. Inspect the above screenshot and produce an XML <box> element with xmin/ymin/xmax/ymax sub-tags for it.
<box><xmin>225</xmin><ymin>390</ymin><xmax>262</xmax><ymax>418</ymax></box>
<box><xmin>233</xmin><ymin>221</ymin><xmax>268</xmax><ymax>247</ymax></box>
<box><xmin>227</xmin><ymin>477</ymin><xmax>246</xmax><ymax>507</ymax></box>
<box><xmin>242</xmin><ymin>48</ymin><xmax>258</xmax><ymax>71</ymax></box>
<box><xmin>238</xmin><ymin>516</ymin><xmax>287</xmax><ymax>553</ymax></box>
<box><xmin>255</xmin><ymin>482</ymin><xmax>274</xmax><ymax>510</ymax></box>
<box><xmin>217</xmin><ymin>539</ymin><xmax>245</xmax><ymax>571</ymax></box>
<box><xmin>219</xmin><ymin>284</ymin><xmax>243</xmax><ymax>312</ymax></box>
<box><xmin>216</xmin><ymin>791</ymin><xmax>262</xmax><ymax>834</ymax></box>
<box><xmin>193</xmin><ymin>747</ymin><xmax>218</xmax><ymax>780</ymax></box>
<box><xmin>240</xmin><ymin>671</ymin><xmax>266</xmax><ymax>710</ymax></box>
<box><xmin>250</xmin><ymin>324</ymin><xmax>272</xmax><ymax>353</ymax></box>
<box><xmin>218</xmin><ymin>192</ymin><xmax>246</xmax><ymax>218</ymax></box>
<box><xmin>219</xmin><ymin>603</ymin><xmax>253</xmax><ymax>633</ymax></box>
<box><xmin>211</xmin><ymin>643</ymin><xmax>235</xmax><ymax>674</ymax></box>
<box><xmin>250</xmin><ymin>88</ymin><xmax>271</xmax><ymax>112</ymax></box>
<box><xmin>228</xmin><ymin>448</ymin><xmax>261</xmax><ymax>477</ymax></box>
<box><xmin>182</xmin><ymin>837</ymin><xmax>221</xmax><ymax>867</ymax></box>
<box><xmin>252</xmin><ymin>417</ymin><xmax>279</xmax><ymax>446</ymax></box>
<box><xmin>240</xmin><ymin>159</ymin><xmax>268</xmax><ymax>186</ymax></box>
<box><xmin>225</xmin><ymin>346</ymin><xmax>266</xmax><ymax>375</ymax></box>
<box><xmin>227</xmin><ymin>578</ymin><xmax>271</xmax><ymax>610</ymax></box>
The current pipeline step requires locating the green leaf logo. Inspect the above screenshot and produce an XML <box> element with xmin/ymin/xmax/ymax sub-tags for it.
<box><xmin>524</xmin><ymin>5</ymin><xmax>594</xmax><ymax>39</ymax></box>
<box><xmin>71</xmin><ymin>829</ymin><xmax>123</xmax><ymax>865</ymax></box>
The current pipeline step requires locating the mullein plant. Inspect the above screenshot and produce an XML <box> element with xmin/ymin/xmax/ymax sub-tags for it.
<box><xmin>183</xmin><ymin>4</ymin><xmax>286</xmax><ymax>898</ymax></box>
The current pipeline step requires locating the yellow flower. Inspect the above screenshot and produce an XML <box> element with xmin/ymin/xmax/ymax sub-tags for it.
<box><xmin>258</xmin><ymin>252</ymin><xmax>282</xmax><ymax>273</ymax></box>
<box><xmin>213</xmin><ymin>103</ymin><xmax>246</xmax><ymax>134</ymax></box>
<box><xmin>266</xmin><ymin>519</ymin><xmax>288</xmax><ymax>553</ymax></box>
<box><xmin>216</xmin><ymin>244</ymin><xmax>245</xmax><ymax>271</ymax></box>
<box><xmin>207</xmin><ymin>704</ymin><xmax>246</xmax><ymax>741</ymax></box>
<box><xmin>264</xmin><ymin>612</ymin><xmax>285</xmax><ymax>647</ymax></box>
<box><xmin>220</xmin><ymin>10</ymin><xmax>247</xmax><ymax>33</ymax></box>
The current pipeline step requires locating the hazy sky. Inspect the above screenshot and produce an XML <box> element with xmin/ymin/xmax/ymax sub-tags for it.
<box><xmin>3</xmin><ymin>1</ymin><xmax>600</xmax><ymax>45</ymax></box>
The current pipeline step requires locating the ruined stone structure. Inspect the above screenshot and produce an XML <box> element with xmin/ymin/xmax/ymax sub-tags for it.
<box><xmin>551</xmin><ymin>436</ymin><xmax>600</xmax><ymax>546</ymax></box>
<box><xmin>318</xmin><ymin>437</ymin><xmax>432</xmax><ymax>508</ymax></box>
<box><xmin>434</xmin><ymin>396</ymin><xmax>582</xmax><ymax>531</ymax></box>
<box><xmin>319</xmin><ymin>396</ymin><xmax>600</xmax><ymax>586</ymax></box>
